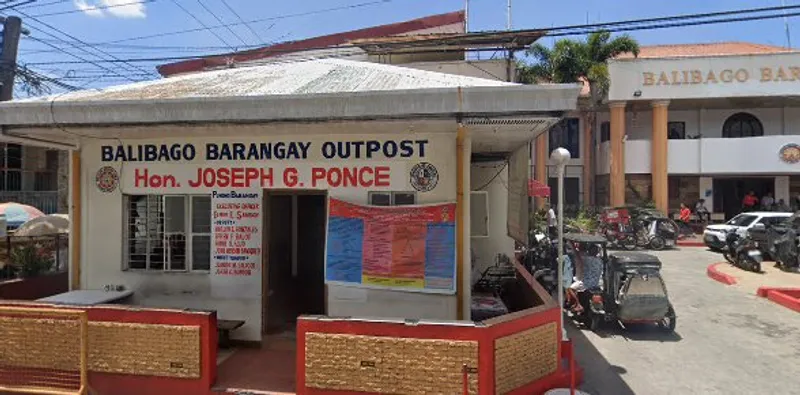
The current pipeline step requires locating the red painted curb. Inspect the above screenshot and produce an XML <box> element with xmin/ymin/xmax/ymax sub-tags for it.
<box><xmin>756</xmin><ymin>287</ymin><xmax>800</xmax><ymax>313</ymax></box>
<box><xmin>707</xmin><ymin>263</ymin><xmax>738</xmax><ymax>285</ymax></box>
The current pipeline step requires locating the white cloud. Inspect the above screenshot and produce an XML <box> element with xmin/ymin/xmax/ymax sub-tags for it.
<box><xmin>102</xmin><ymin>0</ymin><xmax>146</xmax><ymax>18</ymax></box>
<box><xmin>74</xmin><ymin>0</ymin><xmax>104</xmax><ymax>17</ymax></box>
<box><xmin>73</xmin><ymin>0</ymin><xmax>146</xmax><ymax>18</ymax></box>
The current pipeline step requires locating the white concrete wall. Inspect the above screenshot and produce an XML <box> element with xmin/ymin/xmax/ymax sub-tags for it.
<box><xmin>402</xmin><ymin>60</ymin><xmax>513</xmax><ymax>82</ymax></box>
<box><xmin>609</xmin><ymin>52</ymin><xmax>800</xmax><ymax>101</ymax></box>
<box><xmin>79</xmin><ymin>129</ymin><xmax>458</xmax><ymax>341</ymax></box>
<box><xmin>596</xmin><ymin>107</ymin><xmax>800</xmax><ymax>175</ymax></box>
<box><xmin>470</xmin><ymin>163</ymin><xmax>515</xmax><ymax>275</ymax></box>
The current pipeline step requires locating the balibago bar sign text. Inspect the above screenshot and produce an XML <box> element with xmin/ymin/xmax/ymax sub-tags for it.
<box><xmin>642</xmin><ymin>66</ymin><xmax>800</xmax><ymax>86</ymax></box>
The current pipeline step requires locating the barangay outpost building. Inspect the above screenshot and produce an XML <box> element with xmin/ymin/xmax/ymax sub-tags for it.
<box><xmin>0</xmin><ymin>55</ymin><xmax>582</xmax><ymax>393</ymax></box>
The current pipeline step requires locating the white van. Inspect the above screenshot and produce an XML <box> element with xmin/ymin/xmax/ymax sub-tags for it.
<box><xmin>703</xmin><ymin>211</ymin><xmax>793</xmax><ymax>250</ymax></box>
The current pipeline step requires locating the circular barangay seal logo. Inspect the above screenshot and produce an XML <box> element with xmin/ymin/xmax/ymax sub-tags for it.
<box><xmin>410</xmin><ymin>162</ymin><xmax>439</xmax><ymax>192</ymax></box>
<box><xmin>779</xmin><ymin>143</ymin><xmax>800</xmax><ymax>164</ymax></box>
<box><xmin>96</xmin><ymin>166</ymin><xmax>119</xmax><ymax>193</ymax></box>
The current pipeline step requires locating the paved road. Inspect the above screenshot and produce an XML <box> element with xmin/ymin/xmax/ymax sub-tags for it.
<box><xmin>571</xmin><ymin>247</ymin><xmax>800</xmax><ymax>395</ymax></box>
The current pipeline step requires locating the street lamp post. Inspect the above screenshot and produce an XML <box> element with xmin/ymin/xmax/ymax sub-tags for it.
<box><xmin>550</xmin><ymin>147</ymin><xmax>571</xmax><ymax>341</ymax></box>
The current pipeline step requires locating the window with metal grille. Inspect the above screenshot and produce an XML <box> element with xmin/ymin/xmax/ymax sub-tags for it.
<box><xmin>0</xmin><ymin>143</ymin><xmax>22</xmax><ymax>191</ymax></box>
<box><xmin>124</xmin><ymin>195</ymin><xmax>211</xmax><ymax>272</ymax></box>
<box><xmin>549</xmin><ymin>118</ymin><xmax>580</xmax><ymax>158</ymax></box>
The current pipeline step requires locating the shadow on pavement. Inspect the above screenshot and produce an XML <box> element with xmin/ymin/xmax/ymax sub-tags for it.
<box><xmin>617</xmin><ymin>324</ymin><xmax>683</xmax><ymax>342</ymax></box>
<box><xmin>566</xmin><ymin>322</ymin><xmax>636</xmax><ymax>395</ymax></box>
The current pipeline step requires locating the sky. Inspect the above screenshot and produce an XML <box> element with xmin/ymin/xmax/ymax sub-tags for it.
<box><xmin>5</xmin><ymin>0</ymin><xmax>800</xmax><ymax>90</ymax></box>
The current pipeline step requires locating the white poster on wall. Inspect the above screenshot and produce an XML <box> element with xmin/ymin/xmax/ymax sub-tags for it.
<box><xmin>210</xmin><ymin>190</ymin><xmax>263</xmax><ymax>299</ymax></box>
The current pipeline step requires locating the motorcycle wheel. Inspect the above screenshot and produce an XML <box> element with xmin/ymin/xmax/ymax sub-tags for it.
<box><xmin>658</xmin><ymin>305</ymin><xmax>676</xmax><ymax>332</ymax></box>
<box><xmin>744</xmin><ymin>253</ymin><xmax>761</xmax><ymax>273</ymax></box>
<box><xmin>649</xmin><ymin>236</ymin><xmax>666</xmax><ymax>251</ymax></box>
<box><xmin>589</xmin><ymin>313</ymin><xmax>602</xmax><ymax>331</ymax></box>
<box><xmin>622</xmin><ymin>236</ymin><xmax>638</xmax><ymax>251</ymax></box>
<box><xmin>635</xmin><ymin>231</ymin><xmax>649</xmax><ymax>247</ymax></box>
<box><xmin>723</xmin><ymin>252</ymin><xmax>734</xmax><ymax>264</ymax></box>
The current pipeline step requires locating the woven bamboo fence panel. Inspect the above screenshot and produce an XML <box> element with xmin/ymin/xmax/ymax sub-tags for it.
<box><xmin>88</xmin><ymin>322</ymin><xmax>201</xmax><ymax>378</ymax></box>
<box><xmin>0</xmin><ymin>316</ymin><xmax>81</xmax><ymax>371</ymax></box>
<box><xmin>0</xmin><ymin>317</ymin><xmax>200</xmax><ymax>379</ymax></box>
<box><xmin>494</xmin><ymin>322</ymin><xmax>558</xmax><ymax>394</ymax></box>
<box><xmin>305</xmin><ymin>332</ymin><xmax>479</xmax><ymax>394</ymax></box>
<box><xmin>0</xmin><ymin>308</ymin><xmax>87</xmax><ymax>394</ymax></box>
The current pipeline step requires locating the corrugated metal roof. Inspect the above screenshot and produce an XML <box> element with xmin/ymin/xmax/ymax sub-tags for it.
<box><xmin>616</xmin><ymin>41</ymin><xmax>792</xmax><ymax>59</ymax></box>
<box><xmin>22</xmin><ymin>58</ymin><xmax>513</xmax><ymax>103</ymax></box>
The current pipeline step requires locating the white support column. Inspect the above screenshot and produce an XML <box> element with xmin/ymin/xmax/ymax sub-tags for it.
<box><xmin>461</xmin><ymin>133</ymin><xmax>472</xmax><ymax>321</ymax></box>
<box><xmin>776</xmin><ymin>176</ymin><xmax>790</xmax><ymax>204</ymax></box>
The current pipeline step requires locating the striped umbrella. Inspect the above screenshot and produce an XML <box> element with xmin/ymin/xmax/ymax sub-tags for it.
<box><xmin>0</xmin><ymin>203</ymin><xmax>45</xmax><ymax>229</ymax></box>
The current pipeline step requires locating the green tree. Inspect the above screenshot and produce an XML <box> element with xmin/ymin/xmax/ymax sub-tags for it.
<box><xmin>519</xmin><ymin>31</ymin><xmax>639</xmax><ymax>205</ymax></box>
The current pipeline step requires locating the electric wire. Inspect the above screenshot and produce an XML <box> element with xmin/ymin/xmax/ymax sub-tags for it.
<box><xmin>11</xmin><ymin>8</ymin><xmax>156</xmax><ymax>78</ymax></box>
<box><xmin>22</xmin><ymin>34</ymin><xmax>141</xmax><ymax>81</ymax></box>
<box><xmin>168</xmin><ymin>0</ymin><xmax>235</xmax><ymax>50</ymax></box>
<box><xmin>13</xmin><ymin>0</ymin><xmax>69</xmax><ymax>10</ymax></box>
<box><xmin>195</xmin><ymin>0</ymin><xmax>248</xmax><ymax>46</ymax></box>
<box><xmin>17</xmin><ymin>3</ymin><xmax>800</xmax><ymax>86</ymax></box>
<box><xmin>217</xmin><ymin>0</ymin><xmax>264</xmax><ymax>43</ymax></box>
<box><xmin>42</xmin><ymin>0</ymin><xmax>393</xmax><ymax>47</ymax></box>
<box><xmin>28</xmin><ymin>0</ymin><xmax>155</xmax><ymax>18</ymax></box>
<box><xmin>25</xmin><ymin>7</ymin><xmax>800</xmax><ymax>68</ymax></box>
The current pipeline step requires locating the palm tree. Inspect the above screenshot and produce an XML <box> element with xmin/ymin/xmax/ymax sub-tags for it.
<box><xmin>519</xmin><ymin>31</ymin><xmax>639</xmax><ymax>205</ymax></box>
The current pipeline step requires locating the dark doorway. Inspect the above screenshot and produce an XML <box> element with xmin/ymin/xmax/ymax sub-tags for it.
<box><xmin>264</xmin><ymin>192</ymin><xmax>327</xmax><ymax>335</ymax></box>
<box><xmin>549</xmin><ymin>177</ymin><xmax>581</xmax><ymax>209</ymax></box>
<box><xmin>713</xmin><ymin>178</ymin><xmax>774</xmax><ymax>220</ymax></box>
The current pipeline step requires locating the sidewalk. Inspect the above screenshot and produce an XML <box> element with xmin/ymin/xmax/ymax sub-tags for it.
<box><xmin>712</xmin><ymin>261</ymin><xmax>800</xmax><ymax>294</ymax></box>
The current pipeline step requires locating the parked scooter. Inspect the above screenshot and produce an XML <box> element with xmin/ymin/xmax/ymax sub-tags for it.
<box><xmin>723</xmin><ymin>229</ymin><xmax>763</xmax><ymax>273</ymax></box>
<box><xmin>771</xmin><ymin>228</ymin><xmax>800</xmax><ymax>271</ymax></box>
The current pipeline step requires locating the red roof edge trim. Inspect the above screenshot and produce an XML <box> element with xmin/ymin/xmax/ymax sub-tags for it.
<box><xmin>157</xmin><ymin>10</ymin><xmax>466</xmax><ymax>77</ymax></box>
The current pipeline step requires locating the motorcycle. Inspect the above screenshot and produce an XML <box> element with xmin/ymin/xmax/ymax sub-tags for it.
<box><xmin>599</xmin><ymin>221</ymin><xmax>638</xmax><ymax>251</ymax></box>
<box><xmin>723</xmin><ymin>229</ymin><xmax>763</xmax><ymax>273</ymax></box>
<box><xmin>771</xmin><ymin>228</ymin><xmax>800</xmax><ymax>271</ymax></box>
<box><xmin>523</xmin><ymin>231</ymin><xmax>559</xmax><ymax>296</ymax></box>
<box><xmin>634</xmin><ymin>216</ymin><xmax>678</xmax><ymax>251</ymax></box>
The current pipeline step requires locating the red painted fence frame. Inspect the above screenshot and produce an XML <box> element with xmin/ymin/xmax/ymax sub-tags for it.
<box><xmin>296</xmin><ymin>258</ymin><xmax>576</xmax><ymax>395</ymax></box>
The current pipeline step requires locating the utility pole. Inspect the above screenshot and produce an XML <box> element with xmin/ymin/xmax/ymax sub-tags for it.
<box><xmin>782</xmin><ymin>0</ymin><xmax>792</xmax><ymax>49</ymax></box>
<box><xmin>0</xmin><ymin>16</ymin><xmax>22</xmax><ymax>101</ymax></box>
<box><xmin>464</xmin><ymin>0</ymin><xmax>469</xmax><ymax>32</ymax></box>
<box><xmin>506</xmin><ymin>0</ymin><xmax>512</xmax><ymax>30</ymax></box>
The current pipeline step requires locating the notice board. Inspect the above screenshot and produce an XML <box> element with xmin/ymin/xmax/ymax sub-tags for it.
<box><xmin>325</xmin><ymin>198</ymin><xmax>457</xmax><ymax>294</ymax></box>
<box><xmin>210</xmin><ymin>190</ymin><xmax>263</xmax><ymax>298</ymax></box>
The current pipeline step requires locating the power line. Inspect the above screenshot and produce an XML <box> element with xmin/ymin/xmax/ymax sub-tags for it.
<box><xmin>28</xmin><ymin>0</ymin><xmax>156</xmax><ymax>18</ymax></box>
<box><xmin>12</xmin><ymin>8</ymin><xmax>156</xmax><ymax>78</ymax></box>
<box><xmin>195</xmin><ymin>0</ymin><xmax>248</xmax><ymax>46</ymax></box>
<box><xmin>24</xmin><ymin>7</ymin><xmax>800</xmax><ymax>67</ymax></box>
<box><xmin>168</xmin><ymin>0</ymin><xmax>235</xmax><ymax>50</ymax></box>
<box><xmin>14</xmin><ymin>0</ymin><xmax>70</xmax><ymax>10</ymax></box>
<box><xmin>217</xmin><ymin>0</ymin><xmax>263</xmax><ymax>43</ymax></box>
<box><xmin>56</xmin><ymin>0</ymin><xmax>392</xmax><ymax>47</ymax></box>
<box><xmin>23</xmin><ymin>34</ymin><xmax>141</xmax><ymax>81</ymax></box>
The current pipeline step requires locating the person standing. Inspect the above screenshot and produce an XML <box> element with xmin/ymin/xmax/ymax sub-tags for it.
<box><xmin>695</xmin><ymin>199</ymin><xmax>711</xmax><ymax>222</ymax></box>
<box><xmin>742</xmin><ymin>191</ymin><xmax>759</xmax><ymax>212</ymax></box>
<box><xmin>678</xmin><ymin>203</ymin><xmax>693</xmax><ymax>236</ymax></box>
<box><xmin>761</xmin><ymin>192</ymin><xmax>775</xmax><ymax>210</ymax></box>
<box><xmin>547</xmin><ymin>204</ymin><xmax>557</xmax><ymax>240</ymax></box>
